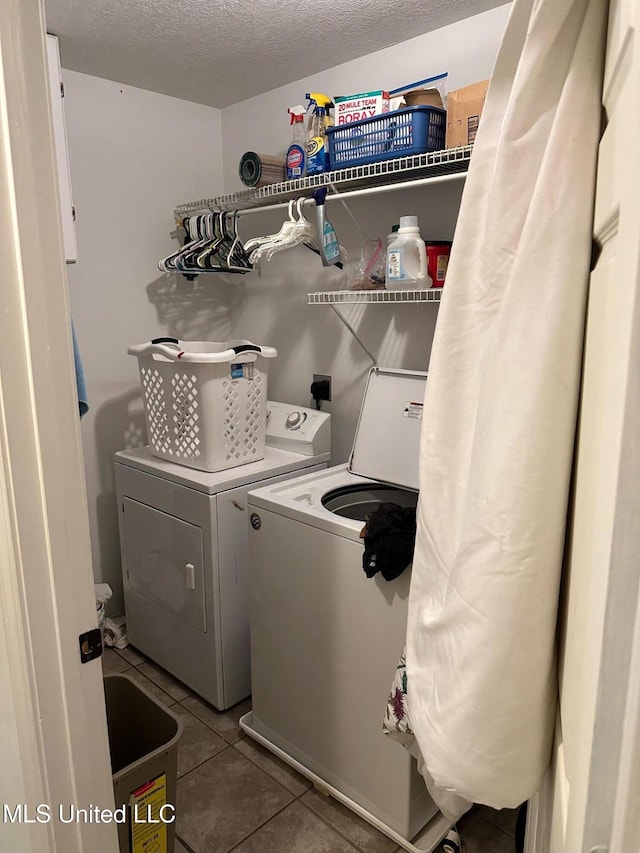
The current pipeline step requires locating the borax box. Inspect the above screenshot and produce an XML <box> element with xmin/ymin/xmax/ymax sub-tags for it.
<box><xmin>334</xmin><ymin>90</ymin><xmax>390</xmax><ymax>125</ymax></box>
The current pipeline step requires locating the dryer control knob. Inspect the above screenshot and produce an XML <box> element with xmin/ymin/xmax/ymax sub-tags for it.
<box><xmin>286</xmin><ymin>411</ymin><xmax>302</xmax><ymax>428</ymax></box>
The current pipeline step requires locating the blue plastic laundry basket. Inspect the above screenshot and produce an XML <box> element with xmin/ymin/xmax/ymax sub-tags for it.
<box><xmin>327</xmin><ymin>106</ymin><xmax>446</xmax><ymax>170</ymax></box>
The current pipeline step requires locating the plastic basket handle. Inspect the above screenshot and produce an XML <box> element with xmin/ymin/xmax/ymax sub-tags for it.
<box><xmin>147</xmin><ymin>340</ymin><xmax>266</xmax><ymax>355</ymax></box>
<box><xmin>231</xmin><ymin>343</ymin><xmax>278</xmax><ymax>360</ymax></box>
<box><xmin>128</xmin><ymin>340</ymin><xmax>183</xmax><ymax>361</ymax></box>
<box><xmin>181</xmin><ymin>343</ymin><xmax>277</xmax><ymax>363</ymax></box>
<box><xmin>128</xmin><ymin>340</ymin><xmax>278</xmax><ymax>363</ymax></box>
<box><xmin>232</xmin><ymin>344</ymin><xmax>262</xmax><ymax>355</ymax></box>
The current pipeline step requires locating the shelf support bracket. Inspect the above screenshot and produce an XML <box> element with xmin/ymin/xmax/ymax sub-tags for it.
<box><xmin>329</xmin><ymin>305</ymin><xmax>377</xmax><ymax>366</ymax></box>
<box><xmin>328</xmin><ymin>182</ymin><xmax>371</xmax><ymax>243</ymax></box>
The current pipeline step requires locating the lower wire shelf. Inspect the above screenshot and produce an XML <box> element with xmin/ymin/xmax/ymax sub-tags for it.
<box><xmin>308</xmin><ymin>289</ymin><xmax>443</xmax><ymax>305</ymax></box>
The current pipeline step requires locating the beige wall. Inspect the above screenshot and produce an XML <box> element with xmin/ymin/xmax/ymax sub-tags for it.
<box><xmin>64</xmin><ymin>71</ymin><xmax>224</xmax><ymax>613</ymax></box>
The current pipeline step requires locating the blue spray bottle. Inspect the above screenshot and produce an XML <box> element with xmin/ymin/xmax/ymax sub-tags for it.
<box><xmin>286</xmin><ymin>106</ymin><xmax>307</xmax><ymax>180</ymax></box>
<box><xmin>313</xmin><ymin>187</ymin><xmax>341</xmax><ymax>267</ymax></box>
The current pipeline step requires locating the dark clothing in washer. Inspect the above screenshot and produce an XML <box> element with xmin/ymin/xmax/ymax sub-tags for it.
<box><xmin>360</xmin><ymin>502</ymin><xmax>417</xmax><ymax>581</ymax></box>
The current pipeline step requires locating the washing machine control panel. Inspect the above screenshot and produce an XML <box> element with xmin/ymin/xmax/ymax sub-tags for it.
<box><xmin>266</xmin><ymin>401</ymin><xmax>331</xmax><ymax>457</ymax></box>
<box><xmin>285</xmin><ymin>411</ymin><xmax>307</xmax><ymax>430</ymax></box>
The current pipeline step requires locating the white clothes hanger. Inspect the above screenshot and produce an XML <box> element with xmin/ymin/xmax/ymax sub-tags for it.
<box><xmin>244</xmin><ymin>200</ymin><xmax>298</xmax><ymax>253</ymax></box>
<box><xmin>250</xmin><ymin>198</ymin><xmax>315</xmax><ymax>264</ymax></box>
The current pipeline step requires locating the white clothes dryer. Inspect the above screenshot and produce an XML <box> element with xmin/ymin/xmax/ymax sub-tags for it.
<box><xmin>242</xmin><ymin>369</ymin><xmax>449</xmax><ymax>852</ymax></box>
<box><xmin>115</xmin><ymin>401</ymin><xmax>330</xmax><ymax>710</ymax></box>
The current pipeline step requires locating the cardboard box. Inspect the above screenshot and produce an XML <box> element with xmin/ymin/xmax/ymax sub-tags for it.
<box><xmin>334</xmin><ymin>90</ymin><xmax>390</xmax><ymax>126</ymax></box>
<box><xmin>446</xmin><ymin>80</ymin><xmax>489</xmax><ymax>148</ymax></box>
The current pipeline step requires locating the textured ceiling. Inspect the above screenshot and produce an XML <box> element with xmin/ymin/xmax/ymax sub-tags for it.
<box><xmin>45</xmin><ymin>0</ymin><xmax>507</xmax><ymax>108</ymax></box>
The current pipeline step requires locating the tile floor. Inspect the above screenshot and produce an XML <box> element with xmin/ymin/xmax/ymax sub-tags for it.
<box><xmin>103</xmin><ymin>647</ymin><xmax>520</xmax><ymax>853</ymax></box>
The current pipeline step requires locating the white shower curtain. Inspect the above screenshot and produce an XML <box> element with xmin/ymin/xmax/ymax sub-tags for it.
<box><xmin>405</xmin><ymin>0</ymin><xmax>608</xmax><ymax>813</ymax></box>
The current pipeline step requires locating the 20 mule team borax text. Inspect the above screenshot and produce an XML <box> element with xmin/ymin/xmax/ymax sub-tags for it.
<box><xmin>2</xmin><ymin>803</ymin><xmax>176</xmax><ymax>824</ymax></box>
<box><xmin>334</xmin><ymin>90</ymin><xmax>390</xmax><ymax>124</ymax></box>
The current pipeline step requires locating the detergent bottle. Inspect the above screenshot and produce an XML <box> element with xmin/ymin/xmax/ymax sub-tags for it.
<box><xmin>386</xmin><ymin>216</ymin><xmax>432</xmax><ymax>289</ymax></box>
<box><xmin>286</xmin><ymin>105</ymin><xmax>307</xmax><ymax>180</ymax></box>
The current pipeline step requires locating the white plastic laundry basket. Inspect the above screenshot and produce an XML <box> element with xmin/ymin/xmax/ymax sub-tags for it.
<box><xmin>129</xmin><ymin>338</ymin><xmax>277</xmax><ymax>472</ymax></box>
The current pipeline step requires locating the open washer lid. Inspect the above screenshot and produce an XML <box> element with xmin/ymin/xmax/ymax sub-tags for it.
<box><xmin>348</xmin><ymin>367</ymin><xmax>427</xmax><ymax>492</ymax></box>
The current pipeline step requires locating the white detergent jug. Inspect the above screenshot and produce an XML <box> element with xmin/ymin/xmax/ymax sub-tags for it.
<box><xmin>386</xmin><ymin>216</ymin><xmax>431</xmax><ymax>290</ymax></box>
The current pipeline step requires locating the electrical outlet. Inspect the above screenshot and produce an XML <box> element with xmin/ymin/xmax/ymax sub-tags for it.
<box><xmin>311</xmin><ymin>374</ymin><xmax>332</xmax><ymax>402</ymax></box>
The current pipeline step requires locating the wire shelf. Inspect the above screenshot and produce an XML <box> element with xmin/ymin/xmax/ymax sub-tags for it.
<box><xmin>307</xmin><ymin>289</ymin><xmax>443</xmax><ymax>305</ymax></box>
<box><xmin>175</xmin><ymin>146</ymin><xmax>472</xmax><ymax>216</ymax></box>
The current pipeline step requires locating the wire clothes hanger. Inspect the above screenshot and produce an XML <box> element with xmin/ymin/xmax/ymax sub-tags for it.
<box><xmin>197</xmin><ymin>211</ymin><xmax>252</xmax><ymax>273</ymax></box>
<box><xmin>244</xmin><ymin>200</ymin><xmax>301</xmax><ymax>259</ymax></box>
<box><xmin>159</xmin><ymin>200</ymin><xmax>347</xmax><ymax>277</ymax></box>
<box><xmin>158</xmin><ymin>211</ymin><xmax>252</xmax><ymax>276</ymax></box>
<box><xmin>245</xmin><ymin>198</ymin><xmax>346</xmax><ymax>269</ymax></box>
<box><xmin>158</xmin><ymin>215</ymin><xmax>201</xmax><ymax>272</ymax></box>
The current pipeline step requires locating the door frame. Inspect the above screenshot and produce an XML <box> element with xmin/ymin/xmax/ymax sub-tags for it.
<box><xmin>0</xmin><ymin>1</ymin><xmax>117</xmax><ymax>850</ymax></box>
<box><xmin>526</xmin><ymin>335</ymin><xmax>640</xmax><ymax>852</ymax></box>
<box><xmin>526</xmin><ymin>0</ymin><xmax>640</xmax><ymax>848</ymax></box>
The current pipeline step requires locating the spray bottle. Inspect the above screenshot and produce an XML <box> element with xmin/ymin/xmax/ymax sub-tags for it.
<box><xmin>306</xmin><ymin>93</ymin><xmax>334</xmax><ymax>130</ymax></box>
<box><xmin>306</xmin><ymin>93</ymin><xmax>334</xmax><ymax>175</ymax></box>
<box><xmin>313</xmin><ymin>187</ymin><xmax>341</xmax><ymax>267</ymax></box>
<box><xmin>286</xmin><ymin>105</ymin><xmax>307</xmax><ymax>180</ymax></box>
<box><xmin>307</xmin><ymin>106</ymin><xmax>329</xmax><ymax>175</ymax></box>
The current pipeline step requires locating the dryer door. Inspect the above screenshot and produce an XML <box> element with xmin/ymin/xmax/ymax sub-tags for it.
<box><xmin>122</xmin><ymin>497</ymin><xmax>206</xmax><ymax>632</ymax></box>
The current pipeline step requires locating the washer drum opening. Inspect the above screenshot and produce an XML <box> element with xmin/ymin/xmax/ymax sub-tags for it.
<box><xmin>321</xmin><ymin>484</ymin><xmax>418</xmax><ymax>521</ymax></box>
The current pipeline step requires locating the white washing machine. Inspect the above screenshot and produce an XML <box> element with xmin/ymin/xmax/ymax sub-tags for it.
<box><xmin>115</xmin><ymin>401</ymin><xmax>330</xmax><ymax>710</ymax></box>
<box><xmin>242</xmin><ymin>369</ymin><xmax>449</xmax><ymax>852</ymax></box>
